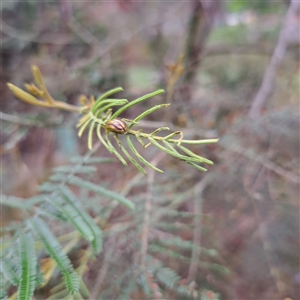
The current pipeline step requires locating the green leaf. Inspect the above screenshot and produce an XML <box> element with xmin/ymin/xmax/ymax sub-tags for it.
<box><xmin>78</xmin><ymin>117</ymin><xmax>92</xmax><ymax>137</ymax></box>
<box><xmin>45</xmin><ymin>195</ymin><xmax>94</xmax><ymax>242</ymax></box>
<box><xmin>30</xmin><ymin>217</ymin><xmax>79</xmax><ymax>294</ymax></box>
<box><xmin>95</xmin><ymin>87</ymin><xmax>123</xmax><ymax>103</ymax></box>
<box><xmin>93</xmin><ymin>99</ymin><xmax>128</xmax><ymax>117</ymax></box>
<box><xmin>111</xmin><ymin>89</ymin><xmax>164</xmax><ymax>119</ymax></box>
<box><xmin>39</xmin><ymin>202</ymin><xmax>68</xmax><ymax>221</ymax></box>
<box><xmin>96</xmin><ymin>124</ymin><xmax>114</xmax><ymax>153</ymax></box>
<box><xmin>67</xmin><ymin>176</ymin><xmax>135</xmax><ymax>210</ymax></box>
<box><xmin>53</xmin><ymin>165</ymin><xmax>97</xmax><ymax>174</ymax></box>
<box><xmin>126</xmin><ymin>136</ymin><xmax>164</xmax><ymax>173</ymax></box>
<box><xmin>35</xmin><ymin>268</ymin><xmax>45</xmax><ymax>288</ymax></box>
<box><xmin>155</xmin><ymin>236</ymin><xmax>195</xmax><ymax>250</ymax></box>
<box><xmin>88</xmin><ymin>122</ymin><xmax>95</xmax><ymax>150</ymax></box>
<box><xmin>187</xmin><ymin>162</ymin><xmax>207</xmax><ymax>172</ymax></box>
<box><xmin>1</xmin><ymin>257</ymin><xmax>20</xmax><ymax>286</ymax></box>
<box><xmin>0</xmin><ymin>195</ymin><xmax>29</xmax><ymax>210</ymax></box>
<box><xmin>178</xmin><ymin>145</ymin><xmax>213</xmax><ymax>164</ymax></box>
<box><xmin>129</xmin><ymin>104</ymin><xmax>170</xmax><ymax>129</ymax></box>
<box><xmin>105</xmin><ymin>132</ymin><xmax>127</xmax><ymax>165</ymax></box>
<box><xmin>149</xmin><ymin>138</ymin><xmax>208</xmax><ymax>171</ymax></box>
<box><xmin>137</xmin><ymin>273</ymin><xmax>153</xmax><ymax>297</ymax></box>
<box><xmin>70</xmin><ymin>156</ymin><xmax>114</xmax><ymax>164</ymax></box>
<box><xmin>37</xmin><ymin>182</ymin><xmax>59</xmax><ymax>193</ymax></box>
<box><xmin>155</xmin><ymin>267</ymin><xmax>180</xmax><ymax>290</ymax></box>
<box><xmin>0</xmin><ymin>292</ymin><xmax>7</xmax><ymax>300</ymax></box>
<box><xmin>114</xmin><ymin>135</ymin><xmax>146</xmax><ymax>175</ymax></box>
<box><xmin>59</xmin><ymin>186</ymin><xmax>103</xmax><ymax>253</ymax></box>
<box><xmin>17</xmin><ymin>232</ymin><xmax>37</xmax><ymax>300</ymax></box>
<box><xmin>149</xmin><ymin>244</ymin><xmax>190</xmax><ymax>263</ymax></box>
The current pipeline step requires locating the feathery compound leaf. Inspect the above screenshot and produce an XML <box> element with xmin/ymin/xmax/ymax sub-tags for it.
<box><xmin>1</xmin><ymin>257</ymin><xmax>20</xmax><ymax>286</ymax></box>
<box><xmin>0</xmin><ymin>290</ymin><xmax>7</xmax><ymax>300</ymax></box>
<box><xmin>155</xmin><ymin>236</ymin><xmax>195</xmax><ymax>250</ymax></box>
<box><xmin>30</xmin><ymin>217</ymin><xmax>79</xmax><ymax>294</ymax></box>
<box><xmin>70</xmin><ymin>156</ymin><xmax>114</xmax><ymax>164</ymax></box>
<box><xmin>17</xmin><ymin>233</ymin><xmax>37</xmax><ymax>300</ymax></box>
<box><xmin>59</xmin><ymin>186</ymin><xmax>103</xmax><ymax>253</ymax></box>
<box><xmin>37</xmin><ymin>182</ymin><xmax>60</xmax><ymax>193</ymax></box>
<box><xmin>39</xmin><ymin>202</ymin><xmax>68</xmax><ymax>221</ymax></box>
<box><xmin>1</xmin><ymin>195</ymin><xmax>27</xmax><ymax>210</ymax></box>
<box><xmin>155</xmin><ymin>267</ymin><xmax>180</xmax><ymax>290</ymax></box>
<box><xmin>67</xmin><ymin>175</ymin><xmax>135</xmax><ymax>210</ymax></box>
<box><xmin>53</xmin><ymin>165</ymin><xmax>97</xmax><ymax>174</ymax></box>
<box><xmin>45</xmin><ymin>195</ymin><xmax>94</xmax><ymax>242</ymax></box>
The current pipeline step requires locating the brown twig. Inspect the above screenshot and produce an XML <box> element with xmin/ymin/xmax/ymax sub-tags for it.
<box><xmin>89</xmin><ymin>238</ymin><xmax>116</xmax><ymax>300</ymax></box>
<box><xmin>248</xmin><ymin>0</ymin><xmax>300</xmax><ymax>118</ymax></box>
<box><xmin>223</xmin><ymin>143</ymin><xmax>300</xmax><ymax>185</ymax></box>
<box><xmin>140</xmin><ymin>152</ymin><xmax>166</xmax><ymax>268</ymax></box>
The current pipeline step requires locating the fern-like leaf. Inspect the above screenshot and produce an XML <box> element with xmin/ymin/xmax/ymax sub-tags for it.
<box><xmin>53</xmin><ymin>165</ymin><xmax>97</xmax><ymax>174</ymax></box>
<box><xmin>0</xmin><ymin>291</ymin><xmax>7</xmax><ymax>300</ymax></box>
<box><xmin>45</xmin><ymin>195</ymin><xmax>94</xmax><ymax>242</ymax></box>
<box><xmin>69</xmin><ymin>156</ymin><xmax>114</xmax><ymax>164</ymax></box>
<box><xmin>59</xmin><ymin>186</ymin><xmax>103</xmax><ymax>253</ymax></box>
<box><xmin>17</xmin><ymin>233</ymin><xmax>37</xmax><ymax>300</ymax></box>
<box><xmin>30</xmin><ymin>217</ymin><xmax>79</xmax><ymax>295</ymax></box>
<box><xmin>1</xmin><ymin>257</ymin><xmax>20</xmax><ymax>286</ymax></box>
<box><xmin>155</xmin><ymin>267</ymin><xmax>180</xmax><ymax>290</ymax></box>
<box><xmin>67</xmin><ymin>175</ymin><xmax>135</xmax><ymax>210</ymax></box>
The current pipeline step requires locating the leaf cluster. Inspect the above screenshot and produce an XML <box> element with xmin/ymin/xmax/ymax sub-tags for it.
<box><xmin>1</xmin><ymin>157</ymin><xmax>135</xmax><ymax>299</ymax></box>
<box><xmin>77</xmin><ymin>87</ymin><xmax>218</xmax><ymax>174</ymax></box>
<box><xmin>7</xmin><ymin>66</ymin><xmax>218</xmax><ymax>175</ymax></box>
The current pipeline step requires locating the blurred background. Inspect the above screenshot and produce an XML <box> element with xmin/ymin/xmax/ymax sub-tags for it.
<box><xmin>1</xmin><ymin>0</ymin><xmax>299</xmax><ymax>299</ymax></box>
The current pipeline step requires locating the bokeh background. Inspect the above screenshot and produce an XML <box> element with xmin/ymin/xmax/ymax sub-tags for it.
<box><xmin>1</xmin><ymin>1</ymin><xmax>299</xmax><ymax>299</ymax></box>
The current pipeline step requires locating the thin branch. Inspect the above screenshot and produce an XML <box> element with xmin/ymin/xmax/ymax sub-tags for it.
<box><xmin>223</xmin><ymin>143</ymin><xmax>299</xmax><ymax>185</ymax></box>
<box><xmin>0</xmin><ymin>18</ymin><xmax>76</xmax><ymax>45</ymax></box>
<box><xmin>250</xmin><ymin>190</ymin><xmax>287</xmax><ymax>296</ymax></box>
<box><xmin>0</xmin><ymin>112</ymin><xmax>44</xmax><ymax>127</ymax></box>
<box><xmin>67</xmin><ymin>16</ymin><xmax>100</xmax><ymax>45</ymax></box>
<box><xmin>138</xmin><ymin>120</ymin><xmax>218</xmax><ymax>139</ymax></box>
<box><xmin>187</xmin><ymin>175</ymin><xmax>213</xmax><ymax>283</ymax></box>
<box><xmin>248</xmin><ymin>0</ymin><xmax>300</xmax><ymax>118</ymax></box>
<box><xmin>88</xmin><ymin>238</ymin><xmax>116</xmax><ymax>300</ymax></box>
<box><xmin>140</xmin><ymin>152</ymin><xmax>166</xmax><ymax>268</ymax></box>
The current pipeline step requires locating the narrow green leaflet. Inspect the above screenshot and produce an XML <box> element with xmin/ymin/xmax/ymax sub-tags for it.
<box><xmin>17</xmin><ymin>233</ymin><xmax>37</xmax><ymax>300</ymax></box>
<box><xmin>129</xmin><ymin>104</ymin><xmax>170</xmax><ymax>129</ymax></box>
<box><xmin>155</xmin><ymin>267</ymin><xmax>180</xmax><ymax>290</ymax></box>
<box><xmin>1</xmin><ymin>257</ymin><xmax>20</xmax><ymax>286</ymax></box>
<box><xmin>95</xmin><ymin>87</ymin><xmax>123</xmax><ymax>103</ymax></box>
<box><xmin>67</xmin><ymin>175</ymin><xmax>135</xmax><ymax>210</ymax></box>
<box><xmin>69</xmin><ymin>156</ymin><xmax>114</xmax><ymax>164</ymax></box>
<box><xmin>111</xmin><ymin>89</ymin><xmax>164</xmax><ymax>119</ymax></box>
<box><xmin>53</xmin><ymin>165</ymin><xmax>97</xmax><ymax>174</ymax></box>
<box><xmin>30</xmin><ymin>217</ymin><xmax>79</xmax><ymax>295</ymax></box>
<box><xmin>59</xmin><ymin>186</ymin><xmax>103</xmax><ymax>253</ymax></box>
<box><xmin>126</xmin><ymin>136</ymin><xmax>164</xmax><ymax>173</ymax></box>
<box><xmin>45</xmin><ymin>195</ymin><xmax>94</xmax><ymax>242</ymax></box>
<box><xmin>114</xmin><ymin>135</ymin><xmax>146</xmax><ymax>175</ymax></box>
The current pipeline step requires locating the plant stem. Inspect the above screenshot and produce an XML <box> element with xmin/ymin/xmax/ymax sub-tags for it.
<box><xmin>127</xmin><ymin>129</ymin><xmax>218</xmax><ymax>145</ymax></box>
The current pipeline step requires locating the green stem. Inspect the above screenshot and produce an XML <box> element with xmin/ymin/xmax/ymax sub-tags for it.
<box><xmin>127</xmin><ymin>129</ymin><xmax>218</xmax><ymax>145</ymax></box>
<box><xmin>111</xmin><ymin>89</ymin><xmax>164</xmax><ymax>119</ymax></box>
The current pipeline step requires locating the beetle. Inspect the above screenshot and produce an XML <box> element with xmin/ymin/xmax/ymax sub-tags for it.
<box><xmin>105</xmin><ymin>119</ymin><xmax>128</xmax><ymax>134</ymax></box>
